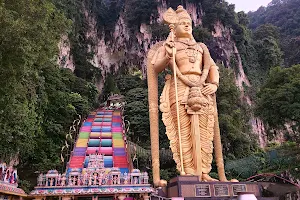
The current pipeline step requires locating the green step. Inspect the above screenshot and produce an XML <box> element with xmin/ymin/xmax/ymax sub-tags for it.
<box><xmin>79</xmin><ymin>132</ymin><xmax>90</xmax><ymax>139</ymax></box>
<box><xmin>112</xmin><ymin>134</ymin><xmax>123</xmax><ymax>139</ymax></box>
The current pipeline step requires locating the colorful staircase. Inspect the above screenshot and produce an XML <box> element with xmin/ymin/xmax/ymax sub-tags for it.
<box><xmin>31</xmin><ymin>105</ymin><xmax>153</xmax><ymax>197</ymax></box>
<box><xmin>68</xmin><ymin>109</ymin><xmax>130</xmax><ymax>174</ymax></box>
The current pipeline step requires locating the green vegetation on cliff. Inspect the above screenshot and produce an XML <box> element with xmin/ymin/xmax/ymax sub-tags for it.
<box><xmin>248</xmin><ymin>0</ymin><xmax>300</xmax><ymax>67</ymax></box>
<box><xmin>256</xmin><ymin>65</ymin><xmax>300</xmax><ymax>139</ymax></box>
<box><xmin>217</xmin><ymin>66</ymin><xmax>257</xmax><ymax>159</ymax></box>
<box><xmin>248</xmin><ymin>0</ymin><xmax>300</xmax><ymax>138</ymax></box>
<box><xmin>0</xmin><ymin>0</ymin><xmax>99</xmax><ymax>191</ymax></box>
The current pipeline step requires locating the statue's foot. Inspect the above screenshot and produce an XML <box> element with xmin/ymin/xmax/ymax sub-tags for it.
<box><xmin>216</xmin><ymin>176</ymin><xmax>238</xmax><ymax>182</ymax></box>
<box><xmin>154</xmin><ymin>179</ymin><xmax>167</xmax><ymax>187</ymax></box>
<box><xmin>202</xmin><ymin>173</ymin><xmax>219</xmax><ymax>182</ymax></box>
<box><xmin>219</xmin><ymin>176</ymin><xmax>228</xmax><ymax>182</ymax></box>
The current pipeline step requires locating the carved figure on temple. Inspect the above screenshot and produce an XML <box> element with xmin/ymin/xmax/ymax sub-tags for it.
<box><xmin>4</xmin><ymin>167</ymin><xmax>11</xmax><ymax>183</ymax></box>
<box><xmin>123</xmin><ymin>172</ymin><xmax>128</xmax><ymax>184</ymax></box>
<box><xmin>0</xmin><ymin>164</ymin><xmax>4</xmax><ymax>181</ymax></box>
<box><xmin>89</xmin><ymin>160</ymin><xmax>94</xmax><ymax>168</ymax></box>
<box><xmin>143</xmin><ymin>172</ymin><xmax>149</xmax><ymax>184</ymax></box>
<box><xmin>61</xmin><ymin>174</ymin><xmax>66</xmax><ymax>186</ymax></box>
<box><xmin>83</xmin><ymin>171</ymin><xmax>88</xmax><ymax>185</ymax></box>
<box><xmin>73</xmin><ymin>176</ymin><xmax>77</xmax><ymax>185</ymax></box>
<box><xmin>57</xmin><ymin>173</ymin><xmax>61</xmax><ymax>186</ymax></box>
<box><xmin>88</xmin><ymin>173</ymin><xmax>93</xmax><ymax>186</ymax></box>
<box><xmin>99</xmin><ymin>160</ymin><xmax>104</xmax><ymax>168</ymax></box>
<box><xmin>93</xmin><ymin>173</ymin><xmax>97</xmax><ymax>185</ymax></box>
<box><xmin>77</xmin><ymin>175</ymin><xmax>81</xmax><ymax>186</ymax></box>
<box><xmin>0</xmin><ymin>164</ymin><xmax>3</xmax><ymax>181</ymax></box>
<box><xmin>50</xmin><ymin>178</ymin><xmax>54</xmax><ymax>186</ymax></box>
<box><xmin>147</xmin><ymin>5</ymin><xmax>229</xmax><ymax>186</ymax></box>
<box><xmin>103</xmin><ymin>175</ymin><xmax>109</xmax><ymax>185</ymax></box>
<box><xmin>38</xmin><ymin>173</ymin><xmax>44</xmax><ymax>186</ymax></box>
<box><xmin>98</xmin><ymin>172</ymin><xmax>103</xmax><ymax>185</ymax></box>
<box><xmin>96</xmin><ymin>153</ymin><xmax>103</xmax><ymax>160</ymax></box>
<box><xmin>68</xmin><ymin>176</ymin><xmax>73</xmax><ymax>186</ymax></box>
<box><xmin>112</xmin><ymin>175</ymin><xmax>118</xmax><ymax>185</ymax></box>
<box><xmin>9</xmin><ymin>169</ymin><xmax>17</xmax><ymax>184</ymax></box>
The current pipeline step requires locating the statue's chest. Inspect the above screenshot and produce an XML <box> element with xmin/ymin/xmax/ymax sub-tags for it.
<box><xmin>175</xmin><ymin>43</ymin><xmax>203</xmax><ymax>64</ymax></box>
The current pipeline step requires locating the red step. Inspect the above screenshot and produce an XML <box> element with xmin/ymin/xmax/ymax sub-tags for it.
<box><xmin>70</xmin><ymin>160</ymin><xmax>84</xmax><ymax>164</ymax></box>
<box><xmin>70</xmin><ymin>161</ymin><xmax>84</xmax><ymax>164</ymax></box>
<box><xmin>70</xmin><ymin>159</ymin><xmax>84</xmax><ymax>163</ymax></box>
<box><xmin>69</xmin><ymin>165</ymin><xmax>83</xmax><ymax>168</ymax></box>
<box><xmin>114</xmin><ymin>164</ymin><xmax>129</xmax><ymax>168</ymax></box>
<box><xmin>70</xmin><ymin>156</ymin><xmax>85</xmax><ymax>160</ymax></box>
<box><xmin>69</xmin><ymin>163</ymin><xmax>83</xmax><ymax>166</ymax></box>
<box><xmin>113</xmin><ymin>157</ymin><xmax>127</xmax><ymax>161</ymax></box>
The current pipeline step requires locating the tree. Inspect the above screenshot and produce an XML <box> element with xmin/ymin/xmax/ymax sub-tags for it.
<box><xmin>193</xmin><ymin>26</ymin><xmax>212</xmax><ymax>43</ymax></box>
<box><xmin>248</xmin><ymin>0</ymin><xmax>300</xmax><ymax>67</ymax></box>
<box><xmin>282</xmin><ymin>36</ymin><xmax>300</xmax><ymax>67</ymax></box>
<box><xmin>0</xmin><ymin>0</ymin><xmax>70</xmax><ymax>161</ymax></box>
<box><xmin>256</xmin><ymin>65</ymin><xmax>300</xmax><ymax>137</ymax></box>
<box><xmin>125</xmin><ymin>88</ymin><xmax>150</xmax><ymax>146</ymax></box>
<box><xmin>217</xmin><ymin>66</ymin><xmax>257</xmax><ymax>159</ymax></box>
<box><xmin>254</xmin><ymin>24</ymin><xmax>283</xmax><ymax>74</ymax></box>
<box><xmin>124</xmin><ymin>0</ymin><xmax>158</xmax><ymax>31</ymax></box>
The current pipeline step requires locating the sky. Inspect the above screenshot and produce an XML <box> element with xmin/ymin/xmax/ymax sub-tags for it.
<box><xmin>226</xmin><ymin>0</ymin><xmax>272</xmax><ymax>12</ymax></box>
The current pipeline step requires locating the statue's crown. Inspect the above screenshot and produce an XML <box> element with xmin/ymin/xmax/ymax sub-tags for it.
<box><xmin>176</xmin><ymin>5</ymin><xmax>191</xmax><ymax>21</ymax></box>
<box><xmin>163</xmin><ymin>5</ymin><xmax>192</xmax><ymax>25</ymax></box>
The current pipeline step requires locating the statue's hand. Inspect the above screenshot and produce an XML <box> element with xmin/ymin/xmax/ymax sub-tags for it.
<box><xmin>164</xmin><ymin>38</ymin><xmax>176</xmax><ymax>58</ymax></box>
<box><xmin>201</xmin><ymin>83</ymin><xmax>218</xmax><ymax>95</ymax></box>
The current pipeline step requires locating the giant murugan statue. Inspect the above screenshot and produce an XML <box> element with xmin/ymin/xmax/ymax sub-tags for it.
<box><xmin>147</xmin><ymin>5</ymin><xmax>230</xmax><ymax>186</ymax></box>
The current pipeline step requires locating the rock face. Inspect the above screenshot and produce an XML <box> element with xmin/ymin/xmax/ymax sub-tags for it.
<box><xmin>211</xmin><ymin>21</ymin><xmax>250</xmax><ymax>90</ymax></box>
<box><xmin>58</xmin><ymin>35</ymin><xmax>74</xmax><ymax>72</ymax></box>
<box><xmin>57</xmin><ymin>0</ymin><xmax>267</xmax><ymax>146</ymax></box>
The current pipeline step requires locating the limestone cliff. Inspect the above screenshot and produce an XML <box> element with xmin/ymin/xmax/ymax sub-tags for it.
<box><xmin>57</xmin><ymin>0</ymin><xmax>267</xmax><ymax>147</ymax></box>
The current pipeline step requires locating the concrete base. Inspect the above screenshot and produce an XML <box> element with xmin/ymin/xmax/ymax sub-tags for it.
<box><xmin>167</xmin><ymin>176</ymin><xmax>261</xmax><ymax>199</ymax></box>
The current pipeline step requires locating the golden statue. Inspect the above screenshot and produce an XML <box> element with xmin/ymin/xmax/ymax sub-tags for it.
<box><xmin>147</xmin><ymin>5</ymin><xmax>230</xmax><ymax>186</ymax></box>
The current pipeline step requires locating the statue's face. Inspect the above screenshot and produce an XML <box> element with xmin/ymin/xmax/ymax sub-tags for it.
<box><xmin>175</xmin><ymin>18</ymin><xmax>192</xmax><ymax>38</ymax></box>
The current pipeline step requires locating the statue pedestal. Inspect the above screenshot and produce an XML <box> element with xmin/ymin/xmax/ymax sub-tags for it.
<box><xmin>167</xmin><ymin>176</ymin><xmax>261</xmax><ymax>199</ymax></box>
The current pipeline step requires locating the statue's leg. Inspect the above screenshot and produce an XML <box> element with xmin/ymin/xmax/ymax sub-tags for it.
<box><xmin>198</xmin><ymin>110</ymin><xmax>215</xmax><ymax>181</ymax></box>
<box><xmin>170</xmin><ymin>103</ymin><xmax>194</xmax><ymax>175</ymax></box>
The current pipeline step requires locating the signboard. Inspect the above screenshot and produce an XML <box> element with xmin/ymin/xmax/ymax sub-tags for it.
<box><xmin>232</xmin><ymin>184</ymin><xmax>247</xmax><ymax>196</ymax></box>
<box><xmin>195</xmin><ymin>184</ymin><xmax>211</xmax><ymax>197</ymax></box>
<box><xmin>214</xmin><ymin>184</ymin><xmax>229</xmax><ymax>196</ymax></box>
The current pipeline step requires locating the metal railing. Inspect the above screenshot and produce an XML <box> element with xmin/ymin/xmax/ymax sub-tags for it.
<box><xmin>127</xmin><ymin>141</ymin><xmax>173</xmax><ymax>160</ymax></box>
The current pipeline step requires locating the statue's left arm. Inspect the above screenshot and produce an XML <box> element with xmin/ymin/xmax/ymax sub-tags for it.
<box><xmin>208</xmin><ymin>60</ymin><xmax>220</xmax><ymax>87</ymax></box>
<box><xmin>201</xmin><ymin>58</ymin><xmax>220</xmax><ymax>95</ymax></box>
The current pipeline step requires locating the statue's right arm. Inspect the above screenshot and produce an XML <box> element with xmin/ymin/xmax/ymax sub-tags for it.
<box><xmin>152</xmin><ymin>46</ymin><xmax>170</xmax><ymax>73</ymax></box>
